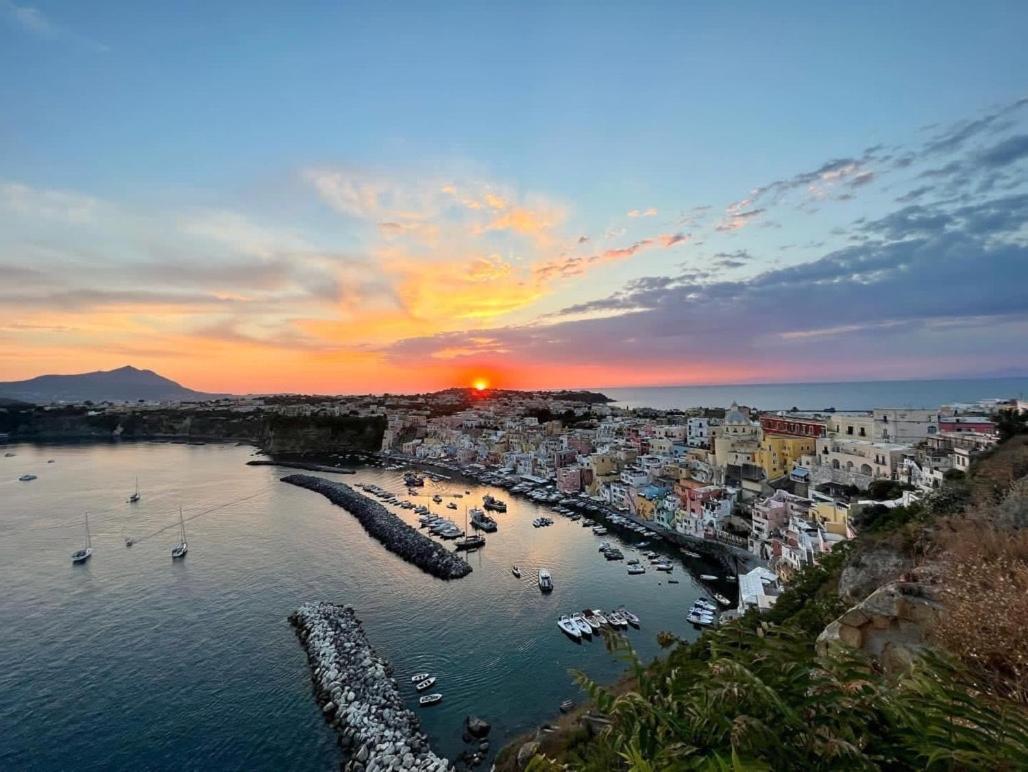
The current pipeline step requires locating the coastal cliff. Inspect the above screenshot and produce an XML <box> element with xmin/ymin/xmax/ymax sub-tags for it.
<box><xmin>0</xmin><ymin>404</ymin><xmax>386</xmax><ymax>454</ymax></box>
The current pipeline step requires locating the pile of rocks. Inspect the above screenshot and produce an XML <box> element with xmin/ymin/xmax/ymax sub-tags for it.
<box><xmin>290</xmin><ymin>601</ymin><xmax>451</xmax><ymax>772</ymax></box>
<box><xmin>281</xmin><ymin>474</ymin><xmax>472</xmax><ymax>579</ymax></box>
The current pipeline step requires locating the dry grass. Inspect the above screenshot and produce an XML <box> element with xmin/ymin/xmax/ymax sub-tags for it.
<box><xmin>931</xmin><ymin>471</ymin><xmax>1028</xmax><ymax>704</ymax></box>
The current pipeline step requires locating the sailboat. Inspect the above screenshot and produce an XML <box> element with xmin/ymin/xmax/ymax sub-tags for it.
<box><xmin>171</xmin><ymin>507</ymin><xmax>188</xmax><ymax>559</ymax></box>
<box><xmin>455</xmin><ymin>504</ymin><xmax>485</xmax><ymax>550</ymax></box>
<box><xmin>128</xmin><ymin>477</ymin><xmax>140</xmax><ymax>503</ymax></box>
<box><xmin>71</xmin><ymin>513</ymin><xmax>93</xmax><ymax>564</ymax></box>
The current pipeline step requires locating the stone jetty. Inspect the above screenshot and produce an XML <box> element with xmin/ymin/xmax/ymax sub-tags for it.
<box><xmin>290</xmin><ymin>601</ymin><xmax>451</xmax><ymax>772</ymax></box>
<box><xmin>281</xmin><ymin>474</ymin><xmax>472</xmax><ymax>580</ymax></box>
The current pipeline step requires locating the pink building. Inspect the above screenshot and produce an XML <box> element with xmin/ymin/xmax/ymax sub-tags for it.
<box><xmin>557</xmin><ymin>465</ymin><xmax>582</xmax><ymax>493</ymax></box>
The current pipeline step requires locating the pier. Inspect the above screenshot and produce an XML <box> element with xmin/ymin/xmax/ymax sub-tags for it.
<box><xmin>290</xmin><ymin>602</ymin><xmax>451</xmax><ymax>772</ymax></box>
<box><xmin>281</xmin><ymin>474</ymin><xmax>472</xmax><ymax>579</ymax></box>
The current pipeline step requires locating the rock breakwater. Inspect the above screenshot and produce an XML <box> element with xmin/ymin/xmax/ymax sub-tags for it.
<box><xmin>291</xmin><ymin>602</ymin><xmax>451</xmax><ymax>771</ymax></box>
<box><xmin>281</xmin><ymin>474</ymin><xmax>472</xmax><ymax>579</ymax></box>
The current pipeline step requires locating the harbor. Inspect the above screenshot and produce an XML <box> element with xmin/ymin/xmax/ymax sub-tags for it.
<box><xmin>0</xmin><ymin>441</ymin><xmax>719</xmax><ymax>770</ymax></box>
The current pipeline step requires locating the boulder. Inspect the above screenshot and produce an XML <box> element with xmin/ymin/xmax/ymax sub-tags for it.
<box><xmin>465</xmin><ymin>716</ymin><xmax>491</xmax><ymax>738</ymax></box>
<box><xmin>516</xmin><ymin>741</ymin><xmax>540</xmax><ymax>770</ymax></box>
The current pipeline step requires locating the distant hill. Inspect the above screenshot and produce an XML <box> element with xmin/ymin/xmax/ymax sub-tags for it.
<box><xmin>0</xmin><ymin>366</ymin><xmax>221</xmax><ymax>404</ymax></box>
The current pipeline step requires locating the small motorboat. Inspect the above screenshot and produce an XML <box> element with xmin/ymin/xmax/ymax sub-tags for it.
<box><xmin>47</xmin><ymin>459</ymin><xmax>55</xmax><ymax>463</ymax></box>
<box><xmin>432</xmin><ymin>494</ymin><xmax>443</xmax><ymax>503</ymax></box>
<box><xmin>557</xmin><ymin>615</ymin><xmax>582</xmax><ymax>640</ymax></box>
<box><xmin>538</xmin><ymin>569</ymin><xmax>554</xmax><ymax>592</ymax></box>
<box><xmin>582</xmin><ymin>610</ymin><xmax>603</xmax><ymax>631</ymax></box>
<box><xmin>654</xmin><ymin>562</ymin><xmax>673</xmax><ymax>572</ymax></box>
<box><xmin>607</xmin><ymin>610</ymin><xmax>628</xmax><ymax>629</ymax></box>
<box><xmin>415</xmin><ymin>677</ymin><xmax>437</xmax><ymax>691</ymax></box>
<box><xmin>571</xmin><ymin>613</ymin><xmax>593</xmax><ymax>637</ymax></box>
<box><xmin>627</xmin><ymin>564</ymin><xmax>646</xmax><ymax>575</ymax></box>
<box><xmin>511</xmin><ymin>565</ymin><xmax>522</xmax><ymax>578</ymax></box>
<box><xmin>411</xmin><ymin>672</ymin><xmax>431</xmax><ymax>683</ymax></box>
<box><xmin>618</xmin><ymin>607</ymin><xmax>641</xmax><ymax>627</ymax></box>
<box><xmin>589</xmin><ymin>609</ymin><xmax>609</xmax><ymax>627</ymax></box>
<box><xmin>124</xmin><ymin>537</ymin><xmax>135</xmax><ymax>547</ymax></box>
<box><xmin>19</xmin><ymin>474</ymin><xmax>37</xmax><ymax>481</ymax></box>
<box><xmin>681</xmin><ymin>548</ymin><xmax>701</xmax><ymax>558</ymax></box>
<box><xmin>713</xmin><ymin>593</ymin><xmax>731</xmax><ymax>606</ymax></box>
<box><xmin>668</xmin><ymin>578</ymin><xmax>680</xmax><ymax>584</ymax></box>
<box><xmin>700</xmin><ymin>574</ymin><xmax>718</xmax><ymax>581</ymax></box>
<box><xmin>446</xmin><ymin>502</ymin><xmax>457</xmax><ymax>510</ymax></box>
<box><xmin>559</xmin><ymin>699</ymin><xmax>575</xmax><ymax>713</ymax></box>
<box><xmin>419</xmin><ymin>693</ymin><xmax>443</xmax><ymax>706</ymax></box>
<box><xmin>687</xmin><ymin>612</ymin><xmax>715</xmax><ymax>626</ymax></box>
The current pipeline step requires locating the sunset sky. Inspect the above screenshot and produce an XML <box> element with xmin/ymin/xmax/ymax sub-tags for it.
<box><xmin>2</xmin><ymin>1</ymin><xmax>1027</xmax><ymax>393</ymax></box>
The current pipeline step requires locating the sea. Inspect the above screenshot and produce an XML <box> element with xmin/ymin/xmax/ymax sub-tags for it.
<box><xmin>601</xmin><ymin>376</ymin><xmax>1028</xmax><ymax>412</ymax></box>
<box><xmin>0</xmin><ymin>442</ymin><xmax>724</xmax><ymax>770</ymax></box>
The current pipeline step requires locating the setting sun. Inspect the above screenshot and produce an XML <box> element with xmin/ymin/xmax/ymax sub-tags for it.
<box><xmin>472</xmin><ymin>378</ymin><xmax>489</xmax><ymax>391</ymax></box>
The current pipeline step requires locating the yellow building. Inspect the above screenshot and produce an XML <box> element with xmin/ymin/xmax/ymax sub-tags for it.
<box><xmin>633</xmin><ymin>492</ymin><xmax>657</xmax><ymax>521</ymax></box>
<box><xmin>755</xmin><ymin>434</ymin><xmax>817</xmax><ymax>480</ymax></box>
<box><xmin>813</xmin><ymin>500</ymin><xmax>850</xmax><ymax>536</ymax></box>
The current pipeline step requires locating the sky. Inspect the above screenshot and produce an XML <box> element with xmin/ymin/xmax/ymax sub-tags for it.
<box><xmin>1</xmin><ymin>1</ymin><xmax>1027</xmax><ymax>394</ymax></box>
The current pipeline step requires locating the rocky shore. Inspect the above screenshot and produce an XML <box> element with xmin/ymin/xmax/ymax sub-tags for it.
<box><xmin>290</xmin><ymin>602</ymin><xmax>451</xmax><ymax>772</ymax></box>
<box><xmin>281</xmin><ymin>474</ymin><xmax>472</xmax><ymax>579</ymax></box>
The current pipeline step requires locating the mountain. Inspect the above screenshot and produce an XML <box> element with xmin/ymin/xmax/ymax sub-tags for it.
<box><xmin>0</xmin><ymin>366</ymin><xmax>221</xmax><ymax>404</ymax></box>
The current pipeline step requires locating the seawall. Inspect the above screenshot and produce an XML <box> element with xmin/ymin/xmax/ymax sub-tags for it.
<box><xmin>290</xmin><ymin>602</ymin><xmax>451</xmax><ymax>772</ymax></box>
<box><xmin>281</xmin><ymin>474</ymin><xmax>472</xmax><ymax>580</ymax></box>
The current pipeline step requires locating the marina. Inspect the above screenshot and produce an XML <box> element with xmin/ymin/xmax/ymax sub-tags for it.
<box><xmin>0</xmin><ymin>441</ymin><xmax>726</xmax><ymax>769</ymax></box>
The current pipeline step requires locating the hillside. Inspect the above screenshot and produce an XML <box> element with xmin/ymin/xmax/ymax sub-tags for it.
<box><xmin>499</xmin><ymin>433</ymin><xmax>1028</xmax><ymax>771</ymax></box>
<box><xmin>0</xmin><ymin>366</ymin><xmax>218</xmax><ymax>403</ymax></box>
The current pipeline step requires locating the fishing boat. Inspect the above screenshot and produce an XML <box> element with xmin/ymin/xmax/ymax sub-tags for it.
<box><xmin>128</xmin><ymin>477</ymin><xmax>141</xmax><ymax>503</ymax></box>
<box><xmin>511</xmin><ymin>565</ymin><xmax>522</xmax><ymax>578</ymax></box>
<box><xmin>470</xmin><ymin>508</ymin><xmax>498</xmax><ymax>532</ymax></box>
<box><xmin>71</xmin><ymin>513</ymin><xmax>93</xmax><ymax>564</ymax></box>
<box><xmin>557</xmin><ymin>615</ymin><xmax>582</xmax><ymax>640</ymax></box>
<box><xmin>411</xmin><ymin>672</ymin><xmax>431</xmax><ymax>683</ymax></box>
<box><xmin>18</xmin><ymin>474</ymin><xmax>37</xmax><ymax>481</ymax></box>
<box><xmin>171</xmin><ymin>507</ymin><xmax>188</xmax><ymax>559</ymax></box>
<box><xmin>419</xmin><ymin>693</ymin><xmax>443</xmax><ymax>706</ymax></box>
<box><xmin>415</xmin><ymin>676</ymin><xmax>437</xmax><ymax>691</ymax></box>
<box><xmin>482</xmin><ymin>495</ymin><xmax>507</xmax><ymax>512</ymax></box>
<box><xmin>538</xmin><ymin>569</ymin><xmax>554</xmax><ymax>592</ymax></box>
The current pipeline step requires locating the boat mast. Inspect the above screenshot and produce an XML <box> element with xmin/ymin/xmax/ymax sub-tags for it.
<box><xmin>179</xmin><ymin>506</ymin><xmax>186</xmax><ymax>543</ymax></box>
<box><xmin>85</xmin><ymin>512</ymin><xmax>91</xmax><ymax>549</ymax></box>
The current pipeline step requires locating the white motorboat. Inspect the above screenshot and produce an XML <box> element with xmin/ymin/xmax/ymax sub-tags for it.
<box><xmin>618</xmin><ymin>607</ymin><xmax>641</xmax><ymax>627</ymax></box>
<box><xmin>700</xmin><ymin>574</ymin><xmax>718</xmax><ymax>581</ymax></box>
<box><xmin>411</xmin><ymin>672</ymin><xmax>431</xmax><ymax>683</ymax></box>
<box><xmin>71</xmin><ymin>513</ymin><xmax>93</xmax><ymax>564</ymax></box>
<box><xmin>557</xmin><ymin>615</ymin><xmax>582</xmax><ymax>640</ymax></box>
<box><xmin>695</xmin><ymin>599</ymin><xmax>717</xmax><ymax>611</ymax></box>
<box><xmin>589</xmin><ymin>609</ymin><xmax>609</xmax><ymax>626</ymax></box>
<box><xmin>713</xmin><ymin>593</ymin><xmax>731</xmax><ymax>606</ymax></box>
<box><xmin>511</xmin><ymin>565</ymin><xmax>522</xmax><ymax>578</ymax></box>
<box><xmin>607</xmin><ymin>610</ymin><xmax>628</xmax><ymax>628</ymax></box>
<box><xmin>570</xmin><ymin>614</ymin><xmax>593</xmax><ymax>637</ymax></box>
<box><xmin>582</xmin><ymin>610</ymin><xmax>603</xmax><ymax>631</ymax></box>
<box><xmin>592</xmin><ymin>525</ymin><xmax>608</xmax><ymax>535</ymax></box>
<box><xmin>419</xmin><ymin>693</ymin><xmax>443</xmax><ymax>706</ymax></box>
<box><xmin>538</xmin><ymin>569</ymin><xmax>554</xmax><ymax>592</ymax></box>
<box><xmin>654</xmin><ymin>562</ymin><xmax>673</xmax><ymax>572</ymax></box>
<box><xmin>171</xmin><ymin>507</ymin><xmax>188</xmax><ymax>559</ymax></box>
<box><xmin>687</xmin><ymin>612</ymin><xmax>715</xmax><ymax>626</ymax></box>
<box><xmin>415</xmin><ymin>676</ymin><xmax>437</xmax><ymax>691</ymax></box>
<box><xmin>627</xmin><ymin>564</ymin><xmax>646</xmax><ymax>575</ymax></box>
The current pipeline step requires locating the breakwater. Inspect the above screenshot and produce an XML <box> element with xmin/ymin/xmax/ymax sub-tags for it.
<box><xmin>290</xmin><ymin>602</ymin><xmax>451</xmax><ymax>772</ymax></box>
<box><xmin>281</xmin><ymin>474</ymin><xmax>472</xmax><ymax>579</ymax></box>
<box><xmin>247</xmin><ymin>459</ymin><xmax>356</xmax><ymax>474</ymax></box>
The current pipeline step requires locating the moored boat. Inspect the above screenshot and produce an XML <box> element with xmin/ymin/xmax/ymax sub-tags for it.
<box><xmin>171</xmin><ymin>507</ymin><xmax>188</xmax><ymax>559</ymax></box>
<box><xmin>19</xmin><ymin>473</ymin><xmax>37</xmax><ymax>481</ymax></box>
<box><xmin>557</xmin><ymin>615</ymin><xmax>582</xmax><ymax>640</ymax></box>
<box><xmin>511</xmin><ymin>564</ymin><xmax>522</xmax><ymax>578</ymax></box>
<box><xmin>618</xmin><ymin>607</ymin><xmax>641</xmax><ymax>627</ymax></box>
<box><xmin>419</xmin><ymin>693</ymin><xmax>443</xmax><ymax>706</ymax></box>
<box><xmin>538</xmin><ymin>569</ymin><xmax>554</xmax><ymax>592</ymax></box>
<box><xmin>411</xmin><ymin>672</ymin><xmax>431</xmax><ymax>683</ymax></box>
<box><xmin>415</xmin><ymin>676</ymin><xmax>437</xmax><ymax>691</ymax></box>
<box><xmin>71</xmin><ymin>513</ymin><xmax>93</xmax><ymax>564</ymax></box>
<box><xmin>570</xmin><ymin>613</ymin><xmax>593</xmax><ymax>637</ymax></box>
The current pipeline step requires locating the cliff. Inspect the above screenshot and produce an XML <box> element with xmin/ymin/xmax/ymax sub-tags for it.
<box><xmin>0</xmin><ymin>405</ymin><xmax>386</xmax><ymax>455</ymax></box>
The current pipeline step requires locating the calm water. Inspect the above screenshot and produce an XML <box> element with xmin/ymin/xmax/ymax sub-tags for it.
<box><xmin>602</xmin><ymin>376</ymin><xmax>1028</xmax><ymax>411</ymax></box>
<box><xmin>0</xmin><ymin>442</ymin><xmax>719</xmax><ymax>770</ymax></box>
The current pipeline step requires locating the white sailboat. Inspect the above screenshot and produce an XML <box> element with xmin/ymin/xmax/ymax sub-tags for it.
<box><xmin>128</xmin><ymin>477</ymin><xmax>140</xmax><ymax>503</ymax></box>
<box><xmin>71</xmin><ymin>513</ymin><xmax>93</xmax><ymax>564</ymax></box>
<box><xmin>171</xmin><ymin>507</ymin><xmax>188</xmax><ymax>559</ymax></box>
